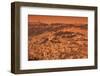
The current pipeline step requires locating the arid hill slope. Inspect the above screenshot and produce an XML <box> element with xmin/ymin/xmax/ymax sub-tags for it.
<box><xmin>28</xmin><ymin>22</ymin><xmax>88</xmax><ymax>60</ymax></box>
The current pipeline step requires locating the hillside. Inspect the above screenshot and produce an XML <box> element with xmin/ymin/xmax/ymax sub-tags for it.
<box><xmin>28</xmin><ymin>22</ymin><xmax>88</xmax><ymax>60</ymax></box>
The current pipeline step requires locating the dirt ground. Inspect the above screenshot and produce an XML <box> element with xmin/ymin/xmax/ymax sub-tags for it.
<box><xmin>28</xmin><ymin>22</ymin><xmax>88</xmax><ymax>60</ymax></box>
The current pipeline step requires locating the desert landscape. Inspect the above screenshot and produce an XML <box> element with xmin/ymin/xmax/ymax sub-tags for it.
<box><xmin>28</xmin><ymin>15</ymin><xmax>88</xmax><ymax>60</ymax></box>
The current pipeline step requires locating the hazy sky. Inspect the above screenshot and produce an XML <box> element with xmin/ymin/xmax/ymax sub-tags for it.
<box><xmin>28</xmin><ymin>15</ymin><xmax>88</xmax><ymax>24</ymax></box>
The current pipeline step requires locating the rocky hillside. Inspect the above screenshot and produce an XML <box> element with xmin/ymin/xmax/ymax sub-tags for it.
<box><xmin>28</xmin><ymin>22</ymin><xmax>88</xmax><ymax>60</ymax></box>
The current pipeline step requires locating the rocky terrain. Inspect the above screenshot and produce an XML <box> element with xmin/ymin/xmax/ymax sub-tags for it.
<box><xmin>28</xmin><ymin>22</ymin><xmax>88</xmax><ymax>60</ymax></box>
